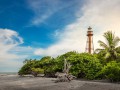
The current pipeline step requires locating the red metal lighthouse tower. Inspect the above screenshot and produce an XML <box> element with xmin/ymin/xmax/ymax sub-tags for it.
<box><xmin>85</xmin><ymin>26</ymin><xmax>94</xmax><ymax>54</ymax></box>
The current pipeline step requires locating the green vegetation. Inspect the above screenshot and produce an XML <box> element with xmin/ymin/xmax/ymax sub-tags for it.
<box><xmin>18</xmin><ymin>31</ymin><xmax>120</xmax><ymax>82</ymax></box>
<box><xmin>67</xmin><ymin>53</ymin><xmax>102</xmax><ymax>80</ymax></box>
<box><xmin>95</xmin><ymin>31</ymin><xmax>120</xmax><ymax>62</ymax></box>
<box><xmin>31</xmin><ymin>68</ymin><xmax>44</xmax><ymax>77</ymax></box>
<box><xmin>98</xmin><ymin>61</ymin><xmax>120</xmax><ymax>82</ymax></box>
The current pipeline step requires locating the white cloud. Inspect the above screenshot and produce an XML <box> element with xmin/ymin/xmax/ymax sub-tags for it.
<box><xmin>0</xmin><ymin>29</ymin><xmax>34</xmax><ymax>72</ymax></box>
<box><xmin>27</xmin><ymin>0</ymin><xmax>79</xmax><ymax>26</ymax></box>
<box><xmin>34</xmin><ymin>0</ymin><xmax>120</xmax><ymax>57</ymax></box>
<box><xmin>0</xmin><ymin>29</ymin><xmax>23</xmax><ymax>57</ymax></box>
<box><xmin>27</xmin><ymin>0</ymin><xmax>61</xmax><ymax>25</ymax></box>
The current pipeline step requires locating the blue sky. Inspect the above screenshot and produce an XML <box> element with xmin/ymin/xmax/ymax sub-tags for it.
<box><xmin>0</xmin><ymin>0</ymin><xmax>120</xmax><ymax>72</ymax></box>
<box><xmin>0</xmin><ymin>0</ymin><xmax>83</xmax><ymax>48</ymax></box>
<box><xmin>0</xmin><ymin>0</ymin><xmax>84</xmax><ymax>72</ymax></box>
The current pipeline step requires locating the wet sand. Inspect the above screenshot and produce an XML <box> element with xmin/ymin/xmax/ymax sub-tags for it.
<box><xmin>0</xmin><ymin>75</ymin><xmax>120</xmax><ymax>90</ymax></box>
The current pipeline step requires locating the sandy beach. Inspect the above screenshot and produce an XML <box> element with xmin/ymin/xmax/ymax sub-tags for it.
<box><xmin>0</xmin><ymin>75</ymin><xmax>119</xmax><ymax>90</ymax></box>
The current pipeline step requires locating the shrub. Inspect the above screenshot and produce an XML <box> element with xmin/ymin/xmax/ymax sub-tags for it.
<box><xmin>44</xmin><ymin>51</ymin><xmax>78</xmax><ymax>77</ymax></box>
<box><xmin>18</xmin><ymin>63</ymin><xmax>32</xmax><ymax>76</ymax></box>
<box><xmin>18</xmin><ymin>59</ymin><xmax>41</xmax><ymax>76</ymax></box>
<box><xmin>44</xmin><ymin>59</ymin><xmax>63</xmax><ymax>77</ymax></box>
<box><xmin>68</xmin><ymin>53</ymin><xmax>102</xmax><ymax>80</ymax></box>
<box><xmin>31</xmin><ymin>68</ymin><xmax>44</xmax><ymax>77</ymax></box>
<box><xmin>18</xmin><ymin>52</ymin><xmax>102</xmax><ymax>80</ymax></box>
<box><xmin>100</xmin><ymin>61</ymin><xmax>120</xmax><ymax>82</ymax></box>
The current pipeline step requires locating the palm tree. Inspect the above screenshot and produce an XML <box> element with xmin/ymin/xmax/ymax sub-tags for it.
<box><xmin>96</xmin><ymin>31</ymin><xmax>120</xmax><ymax>61</ymax></box>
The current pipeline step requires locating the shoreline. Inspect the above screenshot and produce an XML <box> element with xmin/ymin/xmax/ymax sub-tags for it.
<box><xmin>0</xmin><ymin>75</ymin><xmax>119</xmax><ymax>90</ymax></box>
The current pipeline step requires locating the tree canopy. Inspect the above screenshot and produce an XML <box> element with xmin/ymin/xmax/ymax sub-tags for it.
<box><xmin>96</xmin><ymin>31</ymin><xmax>120</xmax><ymax>61</ymax></box>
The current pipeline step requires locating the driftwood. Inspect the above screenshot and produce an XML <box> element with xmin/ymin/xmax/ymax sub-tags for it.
<box><xmin>55</xmin><ymin>58</ymin><xmax>76</xmax><ymax>82</ymax></box>
<box><xmin>55</xmin><ymin>72</ymin><xmax>76</xmax><ymax>82</ymax></box>
<box><xmin>31</xmin><ymin>71</ymin><xmax>38</xmax><ymax>77</ymax></box>
<box><xmin>63</xmin><ymin>59</ymin><xmax>72</xmax><ymax>74</ymax></box>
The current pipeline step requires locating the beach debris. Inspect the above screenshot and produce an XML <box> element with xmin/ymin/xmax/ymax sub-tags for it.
<box><xmin>55</xmin><ymin>72</ymin><xmax>76</xmax><ymax>82</ymax></box>
<box><xmin>55</xmin><ymin>58</ymin><xmax>76</xmax><ymax>82</ymax></box>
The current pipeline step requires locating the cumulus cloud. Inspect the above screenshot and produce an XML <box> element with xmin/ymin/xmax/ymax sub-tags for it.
<box><xmin>0</xmin><ymin>29</ymin><xmax>23</xmax><ymax>58</ymax></box>
<box><xmin>0</xmin><ymin>29</ymin><xmax>34</xmax><ymax>72</ymax></box>
<box><xmin>34</xmin><ymin>0</ymin><xmax>120</xmax><ymax>57</ymax></box>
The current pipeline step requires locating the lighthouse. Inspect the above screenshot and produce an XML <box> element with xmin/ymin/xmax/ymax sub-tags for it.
<box><xmin>85</xmin><ymin>26</ymin><xmax>94</xmax><ymax>54</ymax></box>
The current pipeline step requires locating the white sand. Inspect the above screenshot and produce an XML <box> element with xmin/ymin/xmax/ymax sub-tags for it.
<box><xmin>0</xmin><ymin>75</ymin><xmax>119</xmax><ymax>90</ymax></box>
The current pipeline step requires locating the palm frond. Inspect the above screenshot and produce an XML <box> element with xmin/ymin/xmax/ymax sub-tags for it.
<box><xmin>98</xmin><ymin>40</ymin><xmax>108</xmax><ymax>49</ymax></box>
<box><xmin>103</xmin><ymin>31</ymin><xmax>114</xmax><ymax>47</ymax></box>
<box><xmin>97</xmin><ymin>31</ymin><xmax>120</xmax><ymax>61</ymax></box>
<box><xmin>104</xmin><ymin>52</ymin><xmax>111</xmax><ymax>59</ymax></box>
<box><xmin>95</xmin><ymin>48</ymin><xmax>104</xmax><ymax>52</ymax></box>
<box><xmin>113</xmin><ymin>36</ymin><xmax>120</xmax><ymax>47</ymax></box>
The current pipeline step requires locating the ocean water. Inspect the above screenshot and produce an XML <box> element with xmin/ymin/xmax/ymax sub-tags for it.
<box><xmin>0</xmin><ymin>72</ymin><xmax>17</xmax><ymax>75</ymax></box>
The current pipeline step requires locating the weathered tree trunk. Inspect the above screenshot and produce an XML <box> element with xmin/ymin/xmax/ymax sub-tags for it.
<box><xmin>55</xmin><ymin>58</ymin><xmax>76</xmax><ymax>82</ymax></box>
<box><xmin>63</xmin><ymin>58</ymin><xmax>71</xmax><ymax>74</ymax></box>
<box><xmin>31</xmin><ymin>71</ymin><xmax>38</xmax><ymax>77</ymax></box>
